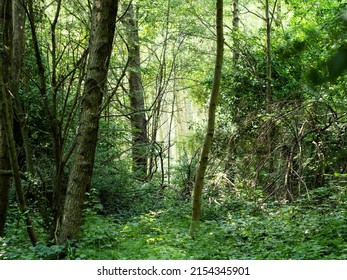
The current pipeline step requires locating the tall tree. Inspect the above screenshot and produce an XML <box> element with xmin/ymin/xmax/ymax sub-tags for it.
<box><xmin>265</xmin><ymin>0</ymin><xmax>272</xmax><ymax>102</ymax></box>
<box><xmin>0</xmin><ymin>111</ymin><xmax>9</xmax><ymax>237</ymax></box>
<box><xmin>24</xmin><ymin>0</ymin><xmax>88</xmax><ymax>233</ymax></box>
<box><xmin>58</xmin><ymin>0</ymin><xmax>119</xmax><ymax>244</ymax></box>
<box><xmin>232</xmin><ymin>0</ymin><xmax>240</xmax><ymax>63</ymax></box>
<box><xmin>0</xmin><ymin>0</ymin><xmax>38</xmax><ymax>245</ymax></box>
<box><xmin>0</xmin><ymin>0</ymin><xmax>44</xmax><ymax>241</ymax></box>
<box><xmin>264</xmin><ymin>0</ymin><xmax>278</xmax><ymax>177</ymax></box>
<box><xmin>11</xmin><ymin>1</ymin><xmax>35</xmax><ymax>178</ymax></box>
<box><xmin>190</xmin><ymin>0</ymin><xmax>224</xmax><ymax>238</ymax></box>
<box><xmin>123</xmin><ymin>3</ymin><xmax>149</xmax><ymax>179</ymax></box>
<box><xmin>0</xmin><ymin>0</ymin><xmax>12</xmax><ymax>238</ymax></box>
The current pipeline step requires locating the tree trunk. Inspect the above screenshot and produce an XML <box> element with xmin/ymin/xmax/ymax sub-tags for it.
<box><xmin>265</xmin><ymin>0</ymin><xmax>271</xmax><ymax>103</ymax></box>
<box><xmin>0</xmin><ymin>0</ymin><xmax>12</xmax><ymax>238</ymax></box>
<box><xmin>232</xmin><ymin>0</ymin><xmax>240</xmax><ymax>63</ymax></box>
<box><xmin>225</xmin><ymin>0</ymin><xmax>240</xmax><ymax>173</ymax></box>
<box><xmin>0</xmin><ymin>118</ymin><xmax>10</xmax><ymax>237</ymax></box>
<box><xmin>0</xmin><ymin>0</ymin><xmax>38</xmax><ymax>245</ymax></box>
<box><xmin>265</xmin><ymin>0</ymin><xmax>275</xmax><ymax>176</ymax></box>
<box><xmin>26</xmin><ymin>0</ymin><xmax>65</xmax><ymax>230</ymax></box>
<box><xmin>190</xmin><ymin>0</ymin><xmax>224</xmax><ymax>238</ymax></box>
<box><xmin>12</xmin><ymin>0</ymin><xmax>32</xmax><ymax>169</ymax></box>
<box><xmin>58</xmin><ymin>0</ymin><xmax>118</xmax><ymax>244</ymax></box>
<box><xmin>275</xmin><ymin>0</ymin><xmax>282</xmax><ymax>27</ymax></box>
<box><xmin>148</xmin><ymin>0</ymin><xmax>171</xmax><ymax>181</ymax></box>
<box><xmin>123</xmin><ymin>4</ymin><xmax>148</xmax><ymax>179</ymax></box>
<box><xmin>1</xmin><ymin>0</ymin><xmax>27</xmax><ymax>237</ymax></box>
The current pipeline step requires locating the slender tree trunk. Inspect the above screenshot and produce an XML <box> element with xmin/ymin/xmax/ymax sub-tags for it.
<box><xmin>148</xmin><ymin>0</ymin><xmax>171</xmax><ymax>180</ymax></box>
<box><xmin>265</xmin><ymin>0</ymin><xmax>275</xmax><ymax>175</ymax></box>
<box><xmin>0</xmin><ymin>118</ymin><xmax>10</xmax><ymax>237</ymax></box>
<box><xmin>0</xmin><ymin>0</ymin><xmax>32</xmax><ymax>236</ymax></box>
<box><xmin>123</xmin><ymin>4</ymin><xmax>148</xmax><ymax>179</ymax></box>
<box><xmin>265</xmin><ymin>0</ymin><xmax>271</xmax><ymax>102</ymax></box>
<box><xmin>58</xmin><ymin>0</ymin><xmax>118</xmax><ymax>244</ymax></box>
<box><xmin>0</xmin><ymin>82</ymin><xmax>38</xmax><ymax>245</ymax></box>
<box><xmin>26</xmin><ymin>0</ymin><xmax>66</xmax><ymax>230</ymax></box>
<box><xmin>0</xmin><ymin>0</ymin><xmax>12</xmax><ymax>238</ymax></box>
<box><xmin>190</xmin><ymin>0</ymin><xmax>224</xmax><ymax>238</ymax></box>
<box><xmin>0</xmin><ymin>0</ymin><xmax>11</xmax><ymax>231</ymax></box>
<box><xmin>232</xmin><ymin>0</ymin><xmax>240</xmax><ymax>63</ymax></box>
<box><xmin>275</xmin><ymin>0</ymin><xmax>282</xmax><ymax>27</ymax></box>
<box><xmin>12</xmin><ymin>0</ymin><xmax>32</xmax><ymax>172</ymax></box>
<box><xmin>14</xmin><ymin>0</ymin><xmax>55</xmax><ymax>232</ymax></box>
<box><xmin>167</xmin><ymin>68</ymin><xmax>177</xmax><ymax>186</ymax></box>
<box><xmin>225</xmin><ymin>0</ymin><xmax>240</xmax><ymax>173</ymax></box>
<box><xmin>0</xmin><ymin>0</ymin><xmax>38</xmax><ymax>245</ymax></box>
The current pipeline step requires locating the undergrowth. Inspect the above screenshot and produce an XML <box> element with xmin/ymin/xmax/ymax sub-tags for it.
<box><xmin>1</xmin><ymin>184</ymin><xmax>346</xmax><ymax>260</ymax></box>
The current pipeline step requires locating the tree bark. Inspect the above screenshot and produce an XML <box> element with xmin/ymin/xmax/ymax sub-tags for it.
<box><xmin>0</xmin><ymin>0</ymin><xmax>38</xmax><ymax>245</ymax></box>
<box><xmin>26</xmin><ymin>0</ymin><xmax>66</xmax><ymax>230</ymax></box>
<box><xmin>190</xmin><ymin>0</ymin><xmax>224</xmax><ymax>238</ymax></box>
<box><xmin>0</xmin><ymin>117</ymin><xmax>10</xmax><ymax>237</ymax></box>
<box><xmin>265</xmin><ymin>0</ymin><xmax>275</xmax><ymax>176</ymax></box>
<box><xmin>12</xmin><ymin>0</ymin><xmax>32</xmax><ymax>172</ymax></box>
<box><xmin>58</xmin><ymin>0</ymin><xmax>118</xmax><ymax>244</ymax></box>
<box><xmin>232</xmin><ymin>0</ymin><xmax>240</xmax><ymax>63</ymax></box>
<box><xmin>0</xmin><ymin>0</ymin><xmax>12</xmax><ymax>238</ymax></box>
<box><xmin>265</xmin><ymin>0</ymin><xmax>272</xmax><ymax>102</ymax></box>
<box><xmin>123</xmin><ymin>4</ymin><xmax>148</xmax><ymax>179</ymax></box>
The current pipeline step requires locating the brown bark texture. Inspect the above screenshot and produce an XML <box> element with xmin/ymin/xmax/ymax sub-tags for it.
<box><xmin>124</xmin><ymin>4</ymin><xmax>148</xmax><ymax>179</ymax></box>
<box><xmin>0</xmin><ymin>0</ymin><xmax>12</xmax><ymax>238</ymax></box>
<box><xmin>58</xmin><ymin>0</ymin><xmax>119</xmax><ymax>244</ymax></box>
<box><xmin>0</xmin><ymin>0</ymin><xmax>38</xmax><ymax>244</ymax></box>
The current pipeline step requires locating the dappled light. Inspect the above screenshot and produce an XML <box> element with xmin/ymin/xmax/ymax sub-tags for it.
<box><xmin>0</xmin><ymin>0</ymin><xmax>346</xmax><ymax>260</ymax></box>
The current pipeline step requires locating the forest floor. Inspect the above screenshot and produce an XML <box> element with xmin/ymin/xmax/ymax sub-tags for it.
<box><xmin>1</xmin><ymin>184</ymin><xmax>346</xmax><ymax>260</ymax></box>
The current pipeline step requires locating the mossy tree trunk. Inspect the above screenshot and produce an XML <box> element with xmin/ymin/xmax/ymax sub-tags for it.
<box><xmin>58</xmin><ymin>0</ymin><xmax>118</xmax><ymax>244</ymax></box>
<box><xmin>123</xmin><ymin>4</ymin><xmax>149</xmax><ymax>179</ymax></box>
<box><xmin>190</xmin><ymin>0</ymin><xmax>224</xmax><ymax>238</ymax></box>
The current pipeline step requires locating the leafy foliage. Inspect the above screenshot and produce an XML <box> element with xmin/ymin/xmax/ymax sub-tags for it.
<box><xmin>1</xmin><ymin>0</ymin><xmax>347</xmax><ymax>261</ymax></box>
<box><xmin>2</xmin><ymin>183</ymin><xmax>346</xmax><ymax>260</ymax></box>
